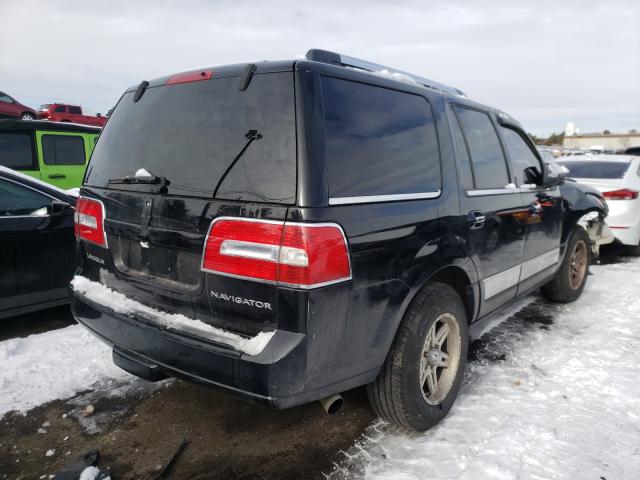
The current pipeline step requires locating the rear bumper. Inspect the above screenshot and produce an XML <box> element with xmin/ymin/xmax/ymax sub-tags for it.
<box><xmin>70</xmin><ymin>290</ymin><xmax>376</xmax><ymax>408</ymax></box>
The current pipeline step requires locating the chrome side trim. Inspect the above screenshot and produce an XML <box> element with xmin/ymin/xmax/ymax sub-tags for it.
<box><xmin>483</xmin><ymin>264</ymin><xmax>521</xmax><ymax>300</ymax></box>
<box><xmin>329</xmin><ymin>191</ymin><xmax>441</xmax><ymax>205</ymax></box>
<box><xmin>520</xmin><ymin>248</ymin><xmax>560</xmax><ymax>281</ymax></box>
<box><xmin>466</xmin><ymin>188</ymin><xmax>520</xmax><ymax>197</ymax></box>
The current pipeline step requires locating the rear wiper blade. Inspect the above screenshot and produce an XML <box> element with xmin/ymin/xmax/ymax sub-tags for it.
<box><xmin>108</xmin><ymin>171</ymin><xmax>170</xmax><ymax>193</ymax></box>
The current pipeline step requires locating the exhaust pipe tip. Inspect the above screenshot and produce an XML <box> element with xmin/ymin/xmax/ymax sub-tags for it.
<box><xmin>319</xmin><ymin>393</ymin><xmax>344</xmax><ymax>415</ymax></box>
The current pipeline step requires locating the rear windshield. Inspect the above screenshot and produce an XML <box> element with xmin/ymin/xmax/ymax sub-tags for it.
<box><xmin>85</xmin><ymin>72</ymin><xmax>296</xmax><ymax>203</ymax></box>
<box><xmin>556</xmin><ymin>161</ymin><xmax>630</xmax><ymax>179</ymax></box>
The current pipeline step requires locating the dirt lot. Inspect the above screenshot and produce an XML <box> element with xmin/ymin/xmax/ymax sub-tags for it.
<box><xmin>0</xmin><ymin>375</ymin><xmax>375</xmax><ymax>479</ymax></box>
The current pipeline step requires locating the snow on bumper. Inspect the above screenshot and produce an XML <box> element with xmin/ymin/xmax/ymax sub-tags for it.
<box><xmin>70</xmin><ymin>275</ymin><xmax>274</xmax><ymax>356</ymax></box>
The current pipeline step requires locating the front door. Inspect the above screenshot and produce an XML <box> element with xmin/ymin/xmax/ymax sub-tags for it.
<box><xmin>0</xmin><ymin>178</ymin><xmax>75</xmax><ymax>316</ymax></box>
<box><xmin>450</xmin><ymin>105</ymin><xmax>528</xmax><ymax>316</ymax></box>
<box><xmin>499</xmin><ymin>125</ymin><xmax>564</xmax><ymax>294</ymax></box>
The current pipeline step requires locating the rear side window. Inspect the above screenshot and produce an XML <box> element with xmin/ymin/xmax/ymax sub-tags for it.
<box><xmin>500</xmin><ymin>127</ymin><xmax>542</xmax><ymax>184</ymax></box>
<box><xmin>54</xmin><ymin>105</ymin><xmax>66</xmax><ymax>113</ymax></box>
<box><xmin>556</xmin><ymin>161</ymin><xmax>630</xmax><ymax>179</ymax></box>
<box><xmin>0</xmin><ymin>179</ymin><xmax>50</xmax><ymax>216</ymax></box>
<box><xmin>42</xmin><ymin>135</ymin><xmax>86</xmax><ymax>165</ymax></box>
<box><xmin>321</xmin><ymin>77</ymin><xmax>441</xmax><ymax>199</ymax></box>
<box><xmin>454</xmin><ymin>107</ymin><xmax>509</xmax><ymax>190</ymax></box>
<box><xmin>0</xmin><ymin>133</ymin><xmax>35</xmax><ymax>170</ymax></box>
<box><xmin>69</xmin><ymin>106</ymin><xmax>82</xmax><ymax>114</ymax></box>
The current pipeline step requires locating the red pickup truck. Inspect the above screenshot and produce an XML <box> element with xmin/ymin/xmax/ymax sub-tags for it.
<box><xmin>38</xmin><ymin>103</ymin><xmax>107</xmax><ymax>127</ymax></box>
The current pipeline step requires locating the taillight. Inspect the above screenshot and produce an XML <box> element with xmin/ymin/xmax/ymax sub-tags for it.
<box><xmin>603</xmin><ymin>188</ymin><xmax>639</xmax><ymax>200</ymax></box>
<box><xmin>201</xmin><ymin>218</ymin><xmax>351</xmax><ymax>289</ymax></box>
<box><xmin>74</xmin><ymin>197</ymin><xmax>107</xmax><ymax>247</ymax></box>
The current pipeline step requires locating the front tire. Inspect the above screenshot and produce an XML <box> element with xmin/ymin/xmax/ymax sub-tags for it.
<box><xmin>541</xmin><ymin>226</ymin><xmax>591</xmax><ymax>303</ymax></box>
<box><xmin>367</xmin><ymin>282</ymin><xmax>468</xmax><ymax>431</ymax></box>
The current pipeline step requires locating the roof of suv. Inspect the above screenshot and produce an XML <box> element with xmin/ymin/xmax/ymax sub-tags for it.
<box><xmin>0</xmin><ymin>119</ymin><xmax>101</xmax><ymax>133</ymax></box>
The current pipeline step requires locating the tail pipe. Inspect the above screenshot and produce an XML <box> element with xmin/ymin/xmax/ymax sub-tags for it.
<box><xmin>319</xmin><ymin>393</ymin><xmax>344</xmax><ymax>415</ymax></box>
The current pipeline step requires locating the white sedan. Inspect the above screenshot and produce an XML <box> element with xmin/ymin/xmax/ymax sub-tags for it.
<box><xmin>557</xmin><ymin>155</ymin><xmax>640</xmax><ymax>253</ymax></box>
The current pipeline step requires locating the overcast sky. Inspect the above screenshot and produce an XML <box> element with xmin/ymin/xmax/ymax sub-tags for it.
<box><xmin>1</xmin><ymin>0</ymin><xmax>638</xmax><ymax>136</ymax></box>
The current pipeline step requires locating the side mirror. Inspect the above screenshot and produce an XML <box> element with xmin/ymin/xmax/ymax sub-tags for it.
<box><xmin>49</xmin><ymin>200</ymin><xmax>71</xmax><ymax>216</ymax></box>
<box><xmin>542</xmin><ymin>161</ymin><xmax>569</xmax><ymax>187</ymax></box>
<box><xmin>523</xmin><ymin>166</ymin><xmax>543</xmax><ymax>185</ymax></box>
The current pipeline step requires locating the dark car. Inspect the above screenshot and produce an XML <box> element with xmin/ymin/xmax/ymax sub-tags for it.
<box><xmin>0</xmin><ymin>166</ymin><xmax>76</xmax><ymax>319</ymax></box>
<box><xmin>0</xmin><ymin>91</ymin><xmax>38</xmax><ymax>121</ymax></box>
<box><xmin>625</xmin><ymin>146</ymin><xmax>640</xmax><ymax>155</ymax></box>
<box><xmin>70</xmin><ymin>49</ymin><xmax>608</xmax><ymax>431</ymax></box>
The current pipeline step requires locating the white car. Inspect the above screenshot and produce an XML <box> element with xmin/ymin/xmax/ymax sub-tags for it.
<box><xmin>557</xmin><ymin>155</ymin><xmax>640</xmax><ymax>252</ymax></box>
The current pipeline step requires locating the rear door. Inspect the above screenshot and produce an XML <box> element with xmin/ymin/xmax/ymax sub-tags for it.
<box><xmin>450</xmin><ymin>105</ymin><xmax>528</xmax><ymax>316</ymax></box>
<box><xmin>499</xmin><ymin>125</ymin><xmax>563</xmax><ymax>293</ymax></box>
<box><xmin>37</xmin><ymin>131</ymin><xmax>88</xmax><ymax>189</ymax></box>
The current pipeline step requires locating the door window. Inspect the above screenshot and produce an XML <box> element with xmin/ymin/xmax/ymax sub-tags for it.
<box><xmin>0</xmin><ymin>133</ymin><xmax>35</xmax><ymax>170</ymax></box>
<box><xmin>321</xmin><ymin>76</ymin><xmax>441</xmax><ymax>198</ymax></box>
<box><xmin>501</xmin><ymin>127</ymin><xmax>542</xmax><ymax>185</ymax></box>
<box><xmin>69</xmin><ymin>106</ymin><xmax>82</xmax><ymax>114</ymax></box>
<box><xmin>42</xmin><ymin>135</ymin><xmax>86</xmax><ymax>165</ymax></box>
<box><xmin>0</xmin><ymin>93</ymin><xmax>13</xmax><ymax>104</ymax></box>
<box><xmin>54</xmin><ymin>105</ymin><xmax>66</xmax><ymax>113</ymax></box>
<box><xmin>0</xmin><ymin>179</ymin><xmax>50</xmax><ymax>217</ymax></box>
<box><xmin>455</xmin><ymin>107</ymin><xmax>510</xmax><ymax>190</ymax></box>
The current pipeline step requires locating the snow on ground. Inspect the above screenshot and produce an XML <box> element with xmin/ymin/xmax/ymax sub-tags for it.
<box><xmin>71</xmin><ymin>275</ymin><xmax>274</xmax><ymax>355</ymax></box>
<box><xmin>0</xmin><ymin>324</ymin><xmax>136</xmax><ymax>416</ymax></box>
<box><xmin>330</xmin><ymin>258</ymin><xmax>640</xmax><ymax>480</ymax></box>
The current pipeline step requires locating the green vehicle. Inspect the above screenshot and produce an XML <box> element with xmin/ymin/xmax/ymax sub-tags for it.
<box><xmin>0</xmin><ymin>119</ymin><xmax>101</xmax><ymax>190</ymax></box>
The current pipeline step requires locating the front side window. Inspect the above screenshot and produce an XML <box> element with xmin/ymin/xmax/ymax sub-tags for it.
<box><xmin>0</xmin><ymin>179</ymin><xmax>50</xmax><ymax>217</ymax></box>
<box><xmin>0</xmin><ymin>133</ymin><xmax>35</xmax><ymax>170</ymax></box>
<box><xmin>0</xmin><ymin>93</ymin><xmax>13</xmax><ymax>104</ymax></box>
<box><xmin>54</xmin><ymin>105</ymin><xmax>66</xmax><ymax>113</ymax></box>
<box><xmin>501</xmin><ymin>127</ymin><xmax>542</xmax><ymax>185</ymax></box>
<box><xmin>69</xmin><ymin>106</ymin><xmax>82</xmax><ymax>114</ymax></box>
<box><xmin>321</xmin><ymin>76</ymin><xmax>441</xmax><ymax>199</ymax></box>
<box><xmin>455</xmin><ymin>107</ymin><xmax>509</xmax><ymax>190</ymax></box>
<box><xmin>42</xmin><ymin>135</ymin><xmax>86</xmax><ymax>165</ymax></box>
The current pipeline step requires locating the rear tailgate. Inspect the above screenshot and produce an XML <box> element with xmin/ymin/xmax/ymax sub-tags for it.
<box><xmin>75</xmin><ymin>64</ymin><xmax>296</xmax><ymax>341</ymax></box>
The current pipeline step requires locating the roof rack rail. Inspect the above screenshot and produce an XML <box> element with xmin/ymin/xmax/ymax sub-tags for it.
<box><xmin>305</xmin><ymin>49</ymin><xmax>465</xmax><ymax>97</ymax></box>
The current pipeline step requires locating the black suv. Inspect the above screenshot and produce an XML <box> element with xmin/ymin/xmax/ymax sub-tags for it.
<box><xmin>70</xmin><ymin>49</ymin><xmax>608</xmax><ymax>431</ymax></box>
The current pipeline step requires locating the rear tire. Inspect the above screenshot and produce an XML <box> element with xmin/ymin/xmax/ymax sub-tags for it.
<box><xmin>20</xmin><ymin>112</ymin><xmax>35</xmax><ymax>120</ymax></box>
<box><xmin>541</xmin><ymin>226</ymin><xmax>590</xmax><ymax>303</ymax></box>
<box><xmin>367</xmin><ymin>282</ymin><xmax>468</xmax><ymax>432</ymax></box>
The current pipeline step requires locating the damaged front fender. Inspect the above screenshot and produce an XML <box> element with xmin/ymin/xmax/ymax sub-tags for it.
<box><xmin>560</xmin><ymin>180</ymin><xmax>612</xmax><ymax>255</ymax></box>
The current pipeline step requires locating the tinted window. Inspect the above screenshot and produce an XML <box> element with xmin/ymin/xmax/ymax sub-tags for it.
<box><xmin>86</xmin><ymin>72</ymin><xmax>296</xmax><ymax>203</ymax></box>
<box><xmin>0</xmin><ymin>94</ymin><xmax>13</xmax><ymax>103</ymax></box>
<box><xmin>69</xmin><ymin>106</ymin><xmax>82</xmax><ymax>114</ymax></box>
<box><xmin>0</xmin><ymin>133</ymin><xmax>35</xmax><ymax>170</ymax></box>
<box><xmin>449</xmin><ymin>109</ymin><xmax>474</xmax><ymax>190</ymax></box>
<box><xmin>54</xmin><ymin>105</ymin><xmax>66</xmax><ymax>113</ymax></box>
<box><xmin>501</xmin><ymin>127</ymin><xmax>542</xmax><ymax>185</ymax></box>
<box><xmin>322</xmin><ymin>77</ymin><xmax>441</xmax><ymax>198</ymax></box>
<box><xmin>42</xmin><ymin>135</ymin><xmax>86</xmax><ymax>165</ymax></box>
<box><xmin>556</xmin><ymin>161</ymin><xmax>630</xmax><ymax>179</ymax></box>
<box><xmin>455</xmin><ymin>107</ymin><xmax>509</xmax><ymax>189</ymax></box>
<box><xmin>0</xmin><ymin>179</ymin><xmax>50</xmax><ymax>216</ymax></box>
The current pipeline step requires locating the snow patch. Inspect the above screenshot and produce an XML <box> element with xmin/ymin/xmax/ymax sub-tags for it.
<box><xmin>70</xmin><ymin>275</ymin><xmax>274</xmax><ymax>356</ymax></box>
<box><xmin>134</xmin><ymin>168</ymin><xmax>153</xmax><ymax>177</ymax></box>
<box><xmin>370</xmin><ymin>69</ymin><xmax>419</xmax><ymax>86</ymax></box>
<box><xmin>330</xmin><ymin>258</ymin><xmax>640</xmax><ymax>480</ymax></box>
<box><xmin>0</xmin><ymin>324</ymin><xmax>136</xmax><ymax>417</ymax></box>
